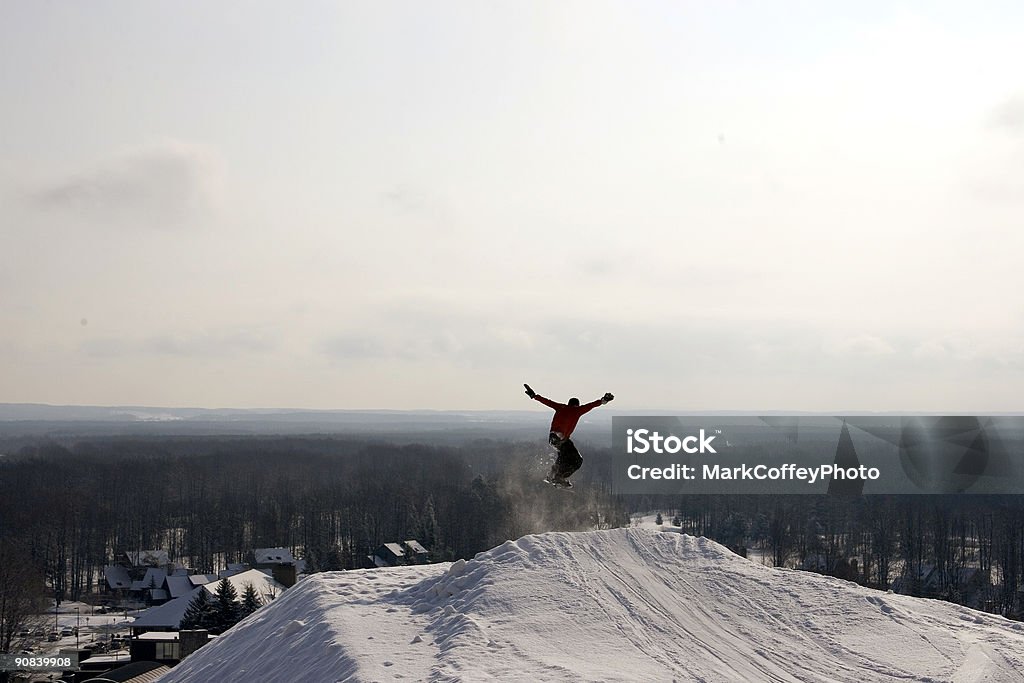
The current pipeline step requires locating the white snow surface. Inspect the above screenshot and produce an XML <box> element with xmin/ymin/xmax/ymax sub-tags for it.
<box><xmin>158</xmin><ymin>528</ymin><xmax>1024</xmax><ymax>682</ymax></box>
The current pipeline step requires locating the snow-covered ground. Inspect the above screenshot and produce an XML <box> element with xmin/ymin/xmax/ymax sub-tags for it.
<box><xmin>159</xmin><ymin>528</ymin><xmax>1024</xmax><ymax>682</ymax></box>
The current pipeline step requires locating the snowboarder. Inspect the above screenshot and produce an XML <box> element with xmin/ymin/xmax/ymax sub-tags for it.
<box><xmin>524</xmin><ymin>384</ymin><xmax>614</xmax><ymax>488</ymax></box>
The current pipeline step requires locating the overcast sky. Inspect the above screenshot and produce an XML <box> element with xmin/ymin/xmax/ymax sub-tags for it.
<box><xmin>2</xmin><ymin>1</ymin><xmax>1023</xmax><ymax>411</ymax></box>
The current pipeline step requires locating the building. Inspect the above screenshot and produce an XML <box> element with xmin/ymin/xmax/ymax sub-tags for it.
<box><xmin>131</xmin><ymin>569</ymin><xmax>285</xmax><ymax>635</ymax></box>
<box><xmin>79</xmin><ymin>660</ymin><xmax>171</xmax><ymax>683</ymax></box>
<box><xmin>369</xmin><ymin>540</ymin><xmax>430</xmax><ymax>567</ymax></box>
<box><xmin>103</xmin><ymin>549</ymin><xmax>181</xmax><ymax>604</ymax></box>
<box><xmin>130</xmin><ymin>567</ymin><xmax>169</xmax><ymax>604</ymax></box>
<box><xmin>254</xmin><ymin>547</ymin><xmax>301</xmax><ymax>587</ymax></box>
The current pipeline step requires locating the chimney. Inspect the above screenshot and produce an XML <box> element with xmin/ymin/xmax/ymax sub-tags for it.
<box><xmin>179</xmin><ymin>629</ymin><xmax>210</xmax><ymax>659</ymax></box>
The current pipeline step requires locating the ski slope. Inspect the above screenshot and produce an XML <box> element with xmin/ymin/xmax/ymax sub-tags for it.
<box><xmin>158</xmin><ymin>528</ymin><xmax>1024</xmax><ymax>682</ymax></box>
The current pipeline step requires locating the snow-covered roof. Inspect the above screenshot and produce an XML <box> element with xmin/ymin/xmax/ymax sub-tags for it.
<box><xmin>135</xmin><ymin>631</ymin><xmax>179</xmax><ymax>641</ymax></box>
<box><xmin>80</xmin><ymin>660</ymin><xmax>169</xmax><ymax>683</ymax></box>
<box><xmin>104</xmin><ymin>566</ymin><xmax>132</xmax><ymax>590</ymax></box>
<box><xmin>382</xmin><ymin>543</ymin><xmax>406</xmax><ymax>557</ymax></box>
<box><xmin>130</xmin><ymin>567</ymin><xmax>168</xmax><ymax>592</ymax></box>
<box><xmin>125</xmin><ymin>550</ymin><xmax>169</xmax><ymax>567</ymax></box>
<box><xmin>133</xmin><ymin>569</ymin><xmax>286</xmax><ymax>629</ymax></box>
<box><xmin>255</xmin><ymin>547</ymin><xmax>295</xmax><ymax>564</ymax></box>
<box><xmin>79</xmin><ymin>652</ymin><xmax>130</xmax><ymax>666</ymax></box>
<box><xmin>131</xmin><ymin>586</ymin><xmax>205</xmax><ymax>629</ymax></box>
<box><xmin>404</xmin><ymin>540</ymin><xmax>428</xmax><ymax>554</ymax></box>
<box><xmin>188</xmin><ymin>574</ymin><xmax>218</xmax><ymax>587</ymax></box>
<box><xmin>166</xmin><ymin>576</ymin><xmax>193</xmax><ymax>599</ymax></box>
<box><xmin>218</xmin><ymin>569</ymin><xmax>282</xmax><ymax>602</ymax></box>
<box><xmin>144</xmin><ymin>567</ymin><xmax>167</xmax><ymax>586</ymax></box>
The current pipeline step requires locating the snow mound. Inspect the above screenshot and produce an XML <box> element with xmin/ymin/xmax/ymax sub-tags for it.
<box><xmin>159</xmin><ymin>528</ymin><xmax>1024</xmax><ymax>682</ymax></box>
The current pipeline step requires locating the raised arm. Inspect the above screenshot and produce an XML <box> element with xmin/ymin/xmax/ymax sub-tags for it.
<box><xmin>525</xmin><ymin>383</ymin><xmax>562</xmax><ymax>410</ymax></box>
<box><xmin>533</xmin><ymin>394</ymin><xmax>562</xmax><ymax>410</ymax></box>
<box><xmin>580</xmin><ymin>391</ymin><xmax>615</xmax><ymax>415</ymax></box>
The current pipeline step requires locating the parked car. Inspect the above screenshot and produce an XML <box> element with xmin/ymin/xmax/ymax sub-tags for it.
<box><xmin>60</xmin><ymin>627</ymin><xmax>73</xmax><ymax>637</ymax></box>
<box><xmin>47</xmin><ymin>633</ymin><xmax>59</xmax><ymax>642</ymax></box>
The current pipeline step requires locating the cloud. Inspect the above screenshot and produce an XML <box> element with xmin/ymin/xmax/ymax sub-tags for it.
<box><xmin>26</xmin><ymin>140</ymin><xmax>223</xmax><ymax>228</ymax></box>
<box><xmin>911</xmin><ymin>340</ymin><xmax>948</xmax><ymax>361</ymax></box>
<box><xmin>382</xmin><ymin>184</ymin><xmax>429</xmax><ymax>213</ymax></box>
<box><xmin>826</xmin><ymin>334</ymin><xmax>897</xmax><ymax>357</ymax></box>
<box><xmin>319</xmin><ymin>303</ymin><xmax>802</xmax><ymax>376</ymax></box>
<box><xmin>380</xmin><ymin>183</ymin><xmax>460</xmax><ymax>231</ymax></box>
<box><xmin>990</xmin><ymin>93</ymin><xmax>1024</xmax><ymax>132</ymax></box>
<box><xmin>81</xmin><ymin>327</ymin><xmax>276</xmax><ymax>358</ymax></box>
<box><xmin>322</xmin><ymin>329</ymin><xmax>472</xmax><ymax>363</ymax></box>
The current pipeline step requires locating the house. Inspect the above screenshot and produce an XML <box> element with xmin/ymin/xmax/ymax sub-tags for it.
<box><xmin>131</xmin><ymin>569</ymin><xmax>286</xmax><ymax>635</ymax></box>
<box><xmin>369</xmin><ymin>540</ymin><xmax>430</xmax><ymax>567</ymax></box>
<box><xmin>78</xmin><ymin>660</ymin><xmax>171</xmax><ymax>683</ymax></box>
<box><xmin>164</xmin><ymin>575</ymin><xmax>195</xmax><ymax>600</ymax></box>
<box><xmin>404</xmin><ymin>540</ymin><xmax>429</xmax><ymax>564</ymax></box>
<box><xmin>371</xmin><ymin>543</ymin><xmax>408</xmax><ymax>567</ymax></box>
<box><xmin>921</xmin><ymin>566</ymin><xmax>987</xmax><ymax>597</ymax></box>
<box><xmin>253</xmin><ymin>547</ymin><xmax>300</xmax><ymax>587</ymax></box>
<box><xmin>103</xmin><ymin>549</ymin><xmax>175</xmax><ymax>602</ymax></box>
<box><xmin>104</xmin><ymin>566</ymin><xmax>132</xmax><ymax>593</ymax></box>
<box><xmin>124</xmin><ymin>629</ymin><xmax>214</xmax><ymax>671</ymax></box>
<box><xmin>123</xmin><ymin>550</ymin><xmax>170</xmax><ymax>569</ymax></box>
<box><xmin>129</xmin><ymin>568</ymin><xmax>169</xmax><ymax>604</ymax></box>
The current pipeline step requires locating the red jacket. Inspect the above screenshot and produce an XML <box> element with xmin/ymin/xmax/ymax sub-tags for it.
<box><xmin>533</xmin><ymin>395</ymin><xmax>602</xmax><ymax>439</ymax></box>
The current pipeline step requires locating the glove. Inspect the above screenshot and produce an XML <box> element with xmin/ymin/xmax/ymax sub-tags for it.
<box><xmin>524</xmin><ymin>383</ymin><xmax>536</xmax><ymax>399</ymax></box>
<box><xmin>601</xmin><ymin>392</ymin><xmax>614</xmax><ymax>404</ymax></box>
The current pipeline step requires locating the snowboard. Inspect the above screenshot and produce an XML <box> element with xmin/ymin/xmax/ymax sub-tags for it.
<box><xmin>544</xmin><ymin>477</ymin><xmax>574</xmax><ymax>490</ymax></box>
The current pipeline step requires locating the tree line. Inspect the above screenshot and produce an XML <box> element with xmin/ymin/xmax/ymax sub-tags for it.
<box><xmin>631</xmin><ymin>494</ymin><xmax>1024</xmax><ymax>617</ymax></box>
<box><xmin>6</xmin><ymin>432</ymin><xmax>1019</xmax><ymax>632</ymax></box>
<box><xmin>0</xmin><ymin>435</ymin><xmax>627</xmax><ymax>607</ymax></box>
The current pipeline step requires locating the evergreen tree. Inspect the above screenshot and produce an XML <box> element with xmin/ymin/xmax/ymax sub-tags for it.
<box><xmin>672</xmin><ymin>515</ymin><xmax>681</xmax><ymax>527</ymax></box>
<box><xmin>240</xmin><ymin>582</ymin><xmax>262</xmax><ymax>618</ymax></box>
<box><xmin>655</xmin><ymin>512</ymin><xmax>663</xmax><ymax>525</ymax></box>
<box><xmin>325</xmin><ymin>546</ymin><xmax>345</xmax><ymax>571</ymax></box>
<box><xmin>213</xmin><ymin>578</ymin><xmax>240</xmax><ymax>633</ymax></box>
<box><xmin>180</xmin><ymin>589</ymin><xmax>216</xmax><ymax>631</ymax></box>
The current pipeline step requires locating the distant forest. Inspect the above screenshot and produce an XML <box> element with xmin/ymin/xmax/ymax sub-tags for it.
<box><xmin>1</xmin><ymin>435</ymin><xmax>1023</xmax><ymax>620</ymax></box>
<box><xmin>0</xmin><ymin>435</ymin><xmax>628</xmax><ymax>603</ymax></box>
<box><xmin>628</xmin><ymin>493</ymin><xmax>1024</xmax><ymax>617</ymax></box>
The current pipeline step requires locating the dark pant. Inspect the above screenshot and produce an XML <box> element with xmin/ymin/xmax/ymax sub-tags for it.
<box><xmin>550</xmin><ymin>432</ymin><xmax>583</xmax><ymax>479</ymax></box>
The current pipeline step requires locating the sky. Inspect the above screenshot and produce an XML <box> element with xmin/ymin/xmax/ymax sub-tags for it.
<box><xmin>2</xmin><ymin>1</ymin><xmax>1023</xmax><ymax>411</ymax></box>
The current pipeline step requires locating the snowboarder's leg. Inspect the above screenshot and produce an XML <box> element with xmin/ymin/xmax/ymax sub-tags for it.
<box><xmin>554</xmin><ymin>439</ymin><xmax>583</xmax><ymax>480</ymax></box>
<box><xmin>547</xmin><ymin>432</ymin><xmax>564</xmax><ymax>481</ymax></box>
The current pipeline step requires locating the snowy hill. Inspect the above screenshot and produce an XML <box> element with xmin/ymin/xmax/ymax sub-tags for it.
<box><xmin>158</xmin><ymin>528</ymin><xmax>1024</xmax><ymax>682</ymax></box>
